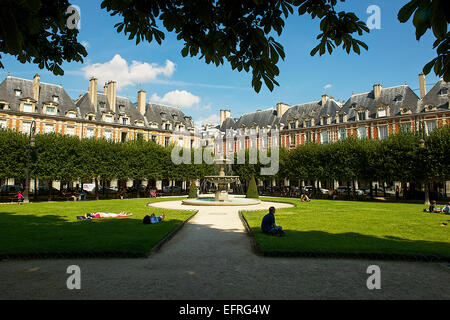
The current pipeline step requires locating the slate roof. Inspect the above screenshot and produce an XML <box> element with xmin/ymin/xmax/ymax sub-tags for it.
<box><xmin>342</xmin><ymin>85</ymin><xmax>420</xmax><ymax>121</ymax></box>
<box><xmin>220</xmin><ymin>108</ymin><xmax>279</xmax><ymax>131</ymax></box>
<box><xmin>280</xmin><ymin>99</ymin><xmax>342</xmax><ymax>129</ymax></box>
<box><xmin>0</xmin><ymin>76</ymin><xmax>77</xmax><ymax>115</ymax></box>
<box><xmin>144</xmin><ymin>103</ymin><xmax>194</xmax><ymax>130</ymax></box>
<box><xmin>420</xmin><ymin>80</ymin><xmax>449</xmax><ymax>111</ymax></box>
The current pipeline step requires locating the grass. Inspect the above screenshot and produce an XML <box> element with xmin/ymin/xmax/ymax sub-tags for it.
<box><xmin>242</xmin><ymin>198</ymin><xmax>450</xmax><ymax>260</ymax></box>
<box><xmin>0</xmin><ymin>198</ymin><xmax>195</xmax><ymax>258</ymax></box>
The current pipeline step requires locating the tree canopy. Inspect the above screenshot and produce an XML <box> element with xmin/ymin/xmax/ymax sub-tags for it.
<box><xmin>0</xmin><ymin>0</ymin><xmax>447</xmax><ymax>92</ymax></box>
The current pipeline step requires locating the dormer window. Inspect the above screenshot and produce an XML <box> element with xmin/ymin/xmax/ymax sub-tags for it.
<box><xmin>358</xmin><ymin>111</ymin><xmax>366</xmax><ymax>121</ymax></box>
<box><xmin>394</xmin><ymin>95</ymin><xmax>403</xmax><ymax>102</ymax></box>
<box><xmin>165</xmin><ymin>123</ymin><xmax>171</xmax><ymax>130</ymax></box>
<box><xmin>122</xmin><ymin>117</ymin><xmax>129</xmax><ymax>125</ymax></box>
<box><xmin>66</xmin><ymin>111</ymin><xmax>77</xmax><ymax>118</ymax></box>
<box><xmin>173</xmin><ymin>114</ymin><xmax>178</xmax><ymax>121</ymax></box>
<box><xmin>290</xmin><ymin>122</ymin><xmax>296</xmax><ymax>130</ymax></box>
<box><xmin>439</xmin><ymin>88</ymin><xmax>448</xmax><ymax>95</ymax></box>
<box><xmin>322</xmin><ymin>117</ymin><xmax>328</xmax><ymax>126</ymax></box>
<box><xmin>14</xmin><ymin>89</ymin><xmax>22</xmax><ymax>97</ymax></box>
<box><xmin>150</xmin><ymin>122</ymin><xmax>159</xmax><ymax>129</ymax></box>
<box><xmin>118</xmin><ymin>105</ymin><xmax>126</xmax><ymax>113</ymax></box>
<box><xmin>53</xmin><ymin>96</ymin><xmax>59</xmax><ymax>103</ymax></box>
<box><xmin>135</xmin><ymin>120</ymin><xmax>144</xmax><ymax>127</ymax></box>
<box><xmin>104</xmin><ymin>114</ymin><xmax>113</xmax><ymax>123</ymax></box>
<box><xmin>23</xmin><ymin>103</ymin><xmax>33</xmax><ymax>113</ymax></box>
<box><xmin>99</xmin><ymin>102</ymin><xmax>106</xmax><ymax>111</ymax></box>
<box><xmin>400</xmin><ymin>107</ymin><xmax>412</xmax><ymax>115</ymax></box>
<box><xmin>86</xmin><ymin>113</ymin><xmax>95</xmax><ymax>121</ymax></box>
<box><xmin>46</xmin><ymin>106</ymin><xmax>56</xmax><ymax>115</ymax></box>
<box><xmin>376</xmin><ymin>105</ymin><xmax>389</xmax><ymax>118</ymax></box>
<box><xmin>0</xmin><ymin>103</ymin><xmax>7</xmax><ymax>110</ymax></box>
<box><xmin>304</xmin><ymin>120</ymin><xmax>312</xmax><ymax>128</ymax></box>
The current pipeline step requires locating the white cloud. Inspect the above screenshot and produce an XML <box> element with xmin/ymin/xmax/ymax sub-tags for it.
<box><xmin>82</xmin><ymin>54</ymin><xmax>175</xmax><ymax>90</ymax></box>
<box><xmin>150</xmin><ymin>90</ymin><xmax>201</xmax><ymax>109</ymax></box>
<box><xmin>196</xmin><ymin>114</ymin><xmax>220</xmax><ymax>127</ymax></box>
<box><xmin>324</xmin><ymin>84</ymin><xmax>332</xmax><ymax>90</ymax></box>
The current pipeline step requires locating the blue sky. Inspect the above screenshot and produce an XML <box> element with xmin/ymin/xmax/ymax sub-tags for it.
<box><xmin>0</xmin><ymin>0</ymin><xmax>442</xmax><ymax>125</ymax></box>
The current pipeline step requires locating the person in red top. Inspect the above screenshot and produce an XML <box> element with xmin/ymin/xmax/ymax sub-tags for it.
<box><xmin>17</xmin><ymin>192</ymin><xmax>24</xmax><ymax>205</ymax></box>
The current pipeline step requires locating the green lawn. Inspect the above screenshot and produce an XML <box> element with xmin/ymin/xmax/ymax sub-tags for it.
<box><xmin>0</xmin><ymin>198</ymin><xmax>195</xmax><ymax>258</ymax></box>
<box><xmin>243</xmin><ymin>198</ymin><xmax>450</xmax><ymax>260</ymax></box>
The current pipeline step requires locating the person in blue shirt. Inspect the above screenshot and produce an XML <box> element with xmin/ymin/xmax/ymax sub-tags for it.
<box><xmin>261</xmin><ymin>206</ymin><xmax>283</xmax><ymax>235</ymax></box>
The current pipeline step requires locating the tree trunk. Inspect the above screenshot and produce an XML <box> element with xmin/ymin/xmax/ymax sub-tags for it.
<box><xmin>424</xmin><ymin>182</ymin><xmax>430</xmax><ymax>205</ymax></box>
<box><xmin>48</xmin><ymin>180</ymin><xmax>52</xmax><ymax>202</ymax></box>
<box><xmin>95</xmin><ymin>178</ymin><xmax>99</xmax><ymax>201</ymax></box>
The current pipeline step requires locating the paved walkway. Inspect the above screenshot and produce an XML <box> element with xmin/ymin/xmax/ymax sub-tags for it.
<box><xmin>0</xmin><ymin>200</ymin><xmax>449</xmax><ymax>300</ymax></box>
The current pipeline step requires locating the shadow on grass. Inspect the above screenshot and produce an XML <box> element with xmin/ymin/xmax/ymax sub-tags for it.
<box><xmin>250</xmin><ymin>228</ymin><xmax>450</xmax><ymax>262</ymax></box>
<box><xmin>0</xmin><ymin>211</ymin><xmax>193</xmax><ymax>259</ymax></box>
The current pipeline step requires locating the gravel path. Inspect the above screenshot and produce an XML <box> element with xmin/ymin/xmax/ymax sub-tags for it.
<box><xmin>0</xmin><ymin>200</ymin><xmax>449</xmax><ymax>300</ymax></box>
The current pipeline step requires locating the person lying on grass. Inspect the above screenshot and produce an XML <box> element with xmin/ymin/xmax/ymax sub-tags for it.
<box><xmin>143</xmin><ymin>213</ymin><xmax>165</xmax><ymax>224</ymax></box>
<box><xmin>85</xmin><ymin>212</ymin><xmax>133</xmax><ymax>219</ymax></box>
<box><xmin>425</xmin><ymin>201</ymin><xmax>448</xmax><ymax>213</ymax></box>
<box><xmin>261</xmin><ymin>206</ymin><xmax>285</xmax><ymax>237</ymax></box>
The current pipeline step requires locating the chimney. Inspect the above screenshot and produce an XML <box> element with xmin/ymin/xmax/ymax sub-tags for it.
<box><xmin>32</xmin><ymin>74</ymin><xmax>40</xmax><ymax>101</ymax></box>
<box><xmin>106</xmin><ymin>81</ymin><xmax>117</xmax><ymax>112</ymax></box>
<box><xmin>321</xmin><ymin>94</ymin><xmax>329</xmax><ymax>106</ymax></box>
<box><xmin>220</xmin><ymin>109</ymin><xmax>231</xmax><ymax>125</ymax></box>
<box><xmin>419</xmin><ymin>73</ymin><xmax>427</xmax><ymax>98</ymax></box>
<box><xmin>373</xmin><ymin>84</ymin><xmax>382</xmax><ymax>99</ymax></box>
<box><xmin>276</xmin><ymin>103</ymin><xmax>289</xmax><ymax>118</ymax></box>
<box><xmin>138</xmin><ymin>89</ymin><xmax>146</xmax><ymax>115</ymax></box>
<box><xmin>88</xmin><ymin>77</ymin><xmax>98</xmax><ymax>111</ymax></box>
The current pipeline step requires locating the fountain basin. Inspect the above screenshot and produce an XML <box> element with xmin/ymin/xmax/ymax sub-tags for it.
<box><xmin>182</xmin><ymin>195</ymin><xmax>261</xmax><ymax>207</ymax></box>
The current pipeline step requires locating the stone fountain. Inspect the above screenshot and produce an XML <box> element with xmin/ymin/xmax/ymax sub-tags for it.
<box><xmin>182</xmin><ymin>159</ymin><xmax>261</xmax><ymax>206</ymax></box>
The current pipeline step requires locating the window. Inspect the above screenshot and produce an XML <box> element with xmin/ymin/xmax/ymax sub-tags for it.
<box><xmin>66</xmin><ymin>126</ymin><xmax>75</xmax><ymax>136</ymax></box>
<box><xmin>86</xmin><ymin>128</ymin><xmax>95</xmax><ymax>138</ymax></box>
<box><xmin>321</xmin><ymin>131</ymin><xmax>329</xmax><ymax>145</ymax></box>
<box><xmin>339</xmin><ymin>114</ymin><xmax>345</xmax><ymax>123</ymax></box>
<box><xmin>46</xmin><ymin>106</ymin><xmax>56</xmax><ymax>115</ymax></box>
<box><xmin>164</xmin><ymin>137</ymin><xmax>170</xmax><ymax>147</ymax></box>
<box><xmin>0</xmin><ymin>103</ymin><xmax>6</xmax><ymax>110</ymax></box>
<box><xmin>0</xmin><ymin>119</ymin><xmax>7</xmax><ymax>129</ymax></box>
<box><xmin>104</xmin><ymin>130</ymin><xmax>112</xmax><ymax>140</ymax></box>
<box><xmin>22</xmin><ymin>121</ymin><xmax>31</xmax><ymax>134</ymax></box>
<box><xmin>426</xmin><ymin>120</ymin><xmax>436</xmax><ymax>134</ymax></box>
<box><xmin>14</xmin><ymin>89</ymin><xmax>21</xmax><ymax>97</ymax></box>
<box><xmin>121</xmin><ymin>132</ymin><xmax>127</xmax><ymax>143</ymax></box>
<box><xmin>358</xmin><ymin>112</ymin><xmax>366</xmax><ymax>121</ymax></box>
<box><xmin>400</xmin><ymin>123</ymin><xmax>411</xmax><ymax>133</ymax></box>
<box><xmin>165</xmin><ymin>123</ymin><xmax>170</xmax><ymax>130</ymax></box>
<box><xmin>377</xmin><ymin>109</ymin><xmax>387</xmax><ymax>118</ymax></box>
<box><xmin>87</xmin><ymin>115</ymin><xmax>95</xmax><ymax>121</ymax></box>
<box><xmin>45</xmin><ymin>124</ymin><xmax>54</xmax><ymax>134</ymax></box>
<box><xmin>122</xmin><ymin>118</ymin><xmax>128</xmax><ymax>125</ymax></box>
<box><xmin>378</xmin><ymin>126</ymin><xmax>388</xmax><ymax>140</ymax></box>
<box><xmin>67</xmin><ymin>112</ymin><xmax>76</xmax><ymax>118</ymax></box>
<box><xmin>439</xmin><ymin>88</ymin><xmax>448</xmax><ymax>95</ymax></box>
<box><xmin>305</xmin><ymin>120</ymin><xmax>312</xmax><ymax>128</ymax></box>
<box><xmin>290</xmin><ymin>122</ymin><xmax>296</xmax><ymax>130</ymax></box>
<box><xmin>53</xmin><ymin>96</ymin><xmax>59</xmax><ymax>103</ymax></box>
<box><xmin>305</xmin><ymin>132</ymin><xmax>312</xmax><ymax>143</ymax></box>
<box><xmin>394</xmin><ymin>95</ymin><xmax>403</xmax><ymax>102</ymax></box>
<box><xmin>104</xmin><ymin>115</ymin><xmax>113</xmax><ymax>123</ymax></box>
<box><xmin>357</xmin><ymin>127</ymin><xmax>367</xmax><ymax>139</ymax></box>
<box><xmin>322</xmin><ymin>117</ymin><xmax>328</xmax><ymax>126</ymax></box>
<box><xmin>289</xmin><ymin>134</ymin><xmax>296</xmax><ymax>146</ymax></box>
<box><xmin>151</xmin><ymin>135</ymin><xmax>157</xmax><ymax>142</ymax></box>
<box><xmin>151</xmin><ymin>123</ymin><xmax>159</xmax><ymax>129</ymax></box>
<box><xmin>339</xmin><ymin>129</ymin><xmax>346</xmax><ymax>140</ymax></box>
<box><xmin>118</xmin><ymin>105</ymin><xmax>125</xmax><ymax>113</ymax></box>
<box><xmin>23</xmin><ymin>103</ymin><xmax>33</xmax><ymax>113</ymax></box>
<box><xmin>173</xmin><ymin>115</ymin><xmax>178</xmax><ymax>121</ymax></box>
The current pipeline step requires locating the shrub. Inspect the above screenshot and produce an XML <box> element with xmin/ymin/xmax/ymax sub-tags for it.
<box><xmin>246</xmin><ymin>175</ymin><xmax>259</xmax><ymax>199</ymax></box>
<box><xmin>188</xmin><ymin>180</ymin><xmax>198</xmax><ymax>198</ymax></box>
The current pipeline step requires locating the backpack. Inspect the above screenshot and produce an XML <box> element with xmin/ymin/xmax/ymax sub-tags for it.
<box><xmin>143</xmin><ymin>215</ymin><xmax>151</xmax><ymax>224</ymax></box>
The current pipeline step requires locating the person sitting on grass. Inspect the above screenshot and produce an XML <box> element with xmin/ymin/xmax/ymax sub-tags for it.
<box><xmin>85</xmin><ymin>212</ymin><xmax>133</xmax><ymax>219</ymax></box>
<box><xmin>143</xmin><ymin>213</ymin><xmax>165</xmax><ymax>224</ymax></box>
<box><xmin>427</xmin><ymin>200</ymin><xmax>444</xmax><ymax>213</ymax></box>
<box><xmin>443</xmin><ymin>203</ymin><xmax>450</xmax><ymax>215</ymax></box>
<box><xmin>300</xmin><ymin>192</ymin><xmax>311</xmax><ymax>202</ymax></box>
<box><xmin>261</xmin><ymin>207</ymin><xmax>285</xmax><ymax>236</ymax></box>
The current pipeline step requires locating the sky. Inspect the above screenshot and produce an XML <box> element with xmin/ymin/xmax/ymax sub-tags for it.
<box><xmin>0</xmin><ymin>0</ymin><xmax>443</xmax><ymax>126</ymax></box>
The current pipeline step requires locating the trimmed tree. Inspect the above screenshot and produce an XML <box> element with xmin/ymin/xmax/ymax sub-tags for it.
<box><xmin>246</xmin><ymin>175</ymin><xmax>259</xmax><ymax>199</ymax></box>
<box><xmin>188</xmin><ymin>180</ymin><xmax>197</xmax><ymax>199</ymax></box>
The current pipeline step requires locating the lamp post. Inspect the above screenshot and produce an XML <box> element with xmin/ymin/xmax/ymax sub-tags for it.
<box><xmin>419</xmin><ymin>119</ymin><xmax>430</xmax><ymax>205</ymax></box>
<box><xmin>23</xmin><ymin>120</ymin><xmax>36</xmax><ymax>203</ymax></box>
